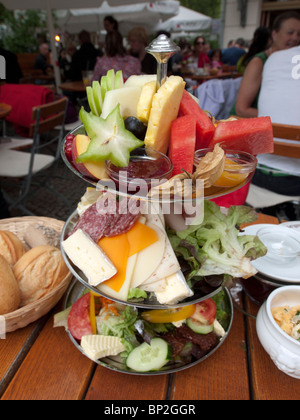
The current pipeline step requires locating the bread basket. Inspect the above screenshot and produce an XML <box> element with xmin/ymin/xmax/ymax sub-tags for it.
<box><xmin>0</xmin><ymin>216</ymin><xmax>73</xmax><ymax>332</ymax></box>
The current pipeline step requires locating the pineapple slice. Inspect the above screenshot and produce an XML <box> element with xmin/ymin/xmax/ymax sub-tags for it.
<box><xmin>137</xmin><ymin>80</ymin><xmax>157</xmax><ymax>124</ymax></box>
<box><xmin>144</xmin><ymin>76</ymin><xmax>186</xmax><ymax>155</ymax></box>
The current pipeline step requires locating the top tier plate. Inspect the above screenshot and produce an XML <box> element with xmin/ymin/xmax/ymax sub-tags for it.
<box><xmin>61</xmin><ymin>125</ymin><xmax>257</xmax><ymax>202</ymax></box>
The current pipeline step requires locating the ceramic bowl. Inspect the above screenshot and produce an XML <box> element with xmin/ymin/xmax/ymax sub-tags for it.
<box><xmin>256</xmin><ymin>225</ymin><xmax>300</xmax><ymax>264</ymax></box>
<box><xmin>256</xmin><ymin>286</ymin><xmax>300</xmax><ymax>378</ymax></box>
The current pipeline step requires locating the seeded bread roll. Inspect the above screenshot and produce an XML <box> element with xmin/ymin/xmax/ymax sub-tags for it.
<box><xmin>13</xmin><ymin>245</ymin><xmax>69</xmax><ymax>307</ymax></box>
<box><xmin>0</xmin><ymin>255</ymin><xmax>21</xmax><ymax>315</ymax></box>
<box><xmin>0</xmin><ymin>230</ymin><xmax>26</xmax><ymax>266</ymax></box>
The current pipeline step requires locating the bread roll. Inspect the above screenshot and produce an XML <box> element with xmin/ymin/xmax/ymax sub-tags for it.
<box><xmin>0</xmin><ymin>230</ymin><xmax>26</xmax><ymax>266</ymax></box>
<box><xmin>0</xmin><ymin>255</ymin><xmax>21</xmax><ymax>315</ymax></box>
<box><xmin>13</xmin><ymin>245</ymin><xmax>69</xmax><ymax>306</ymax></box>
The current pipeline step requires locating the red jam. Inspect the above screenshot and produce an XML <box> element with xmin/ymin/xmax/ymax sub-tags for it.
<box><xmin>111</xmin><ymin>157</ymin><xmax>171</xmax><ymax>181</ymax></box>
<box><xmin>106</xmin><ymin>152</ymin><xmax>173</xmax><ymax>194</ymax></box>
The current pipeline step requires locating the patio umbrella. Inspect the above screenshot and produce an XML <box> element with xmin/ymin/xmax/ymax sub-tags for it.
<box><xmin>57</xmin><ymin>1</ymin><xmax>180</xmax><ymax>35</ymax></box>
<box><xmin>155</xmin><ymin>6</ymin><xmax>212</xmax><ymax>33</ymax></box>
<box><xmin>0</xmin><ymin>0</ymin><xmax>158</xmax><ymax>89</ymax></box>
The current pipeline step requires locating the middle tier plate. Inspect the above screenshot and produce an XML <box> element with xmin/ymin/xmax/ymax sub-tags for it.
<box><xmin>61</xmin><ymin>209</ymin><xmax>223</xmax><ymax>309</ymax></box>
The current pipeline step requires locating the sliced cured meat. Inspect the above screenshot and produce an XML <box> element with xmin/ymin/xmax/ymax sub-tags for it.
<box><xmin>67</xmin><ymin>293</ymin><xmax>92</xmax><ymax>341</ymax></box>
<box><xmin>71</xmin><ymin>195</ymin><xmax>141</xmax><ymax>242</ymax></box>
<box><xmin>176</xmin><ymin>324</ymin><xmax>218</xmax><ymax>353</ymax></box>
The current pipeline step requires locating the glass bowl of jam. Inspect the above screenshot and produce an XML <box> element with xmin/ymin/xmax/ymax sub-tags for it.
<box><xmin>194</xmin><ymin>149</ymin><xmax>257</xmax><ymax>198</ymax></box>
<box><xmin>105</xmin><ymin>147</ymin><xmax>173</xmax><ymax>196</ymax></box>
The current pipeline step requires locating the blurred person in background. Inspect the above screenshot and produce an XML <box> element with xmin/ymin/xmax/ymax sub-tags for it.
<box><xmin>236</xmin><ymin>27</ymin><xmax>272</xmax><ymax>74</ymax></box>
<box><xmin>104</xmin><ymin>15</ymin><xmax>119</xmax><ymax>33</ymax></box>
<box><xmin>234</xmin><ymin>11</ymin><xmax>300</xmax><ymax>118</ymax></box>
<box><xmin>222</xmin><ymin>38</ymin><xmax>246</xmax><ymax>66</ymax></box>
<box><xmin>69</xmin><ymin>30</ymin><xmax>99</xmax><ymax>81</ymax></box>
<box><xmin>181</xmin><ymin>36</ymin><xmax>210</xmax><ymax>73</ymax></box>
<box><xmin>34</xmin><ymin>43</ymin><xmax>53</xmax><ymax>75</ymax></box>
<box><xmin>252</xmin><ymin>44</ymin><xmax>300</xmax><ymax>197</ymax></box>
<box><xmin>92</xmin><ymin>30</ymin><xmax>141</xmax><ymax>81</ymax></box>
<box><xmin>127</xmin><ymin>27</ymin><xmax>157</xmax><ymax>74</ymax></box>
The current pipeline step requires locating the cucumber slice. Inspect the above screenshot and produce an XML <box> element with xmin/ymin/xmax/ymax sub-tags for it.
<box><xmin>186</xmin><ymin>318</ymin><xmax>214</xmax><ymax>335</ymax></box>
<box><xmin>126</xmin><ymin>338</ymin><xmax>171</xmax><ymax>372</ymax></box>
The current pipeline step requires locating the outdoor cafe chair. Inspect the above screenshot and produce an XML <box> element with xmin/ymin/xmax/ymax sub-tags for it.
<box><xmin>0</xmin><ymin>96</ymin><xmax>72</xmax><ymax>216</ymax></box>
<box><xmin>246</xmin><ymin>122</ymin><xmax>300</xmax><ymax>218</ymax></box>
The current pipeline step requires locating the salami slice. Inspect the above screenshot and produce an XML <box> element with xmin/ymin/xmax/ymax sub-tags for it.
<box><xmin>71</xmin><ymin>195</ymin><xmax>141</xmax><ymax>242</ymax></box>
<box><xmin>67</xmin><ymin>293</ymin><xmax>92</xmax><ymax>341</ymax></box>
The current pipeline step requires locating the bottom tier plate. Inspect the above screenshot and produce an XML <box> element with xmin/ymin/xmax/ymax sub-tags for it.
<box><xmin>63</xmin><ymin>280</ymin><xmax>234</xmax><ymax>376</ymax></box>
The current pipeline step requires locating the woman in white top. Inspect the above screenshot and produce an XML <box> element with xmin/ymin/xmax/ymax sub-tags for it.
<box><xmin>253</xmin><ymin>45</ymin><xmax>300</xmax><ymax>195</ymax></box>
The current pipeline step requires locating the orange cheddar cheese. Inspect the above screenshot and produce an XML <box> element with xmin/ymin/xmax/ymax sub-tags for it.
<box><xmin>127</xmin><ymin>221</ymin><xmax>159</xmax><ymax>257</ymax></box>
<box><xmin>98</xmin><ymin>233</ymin><xmax>130</xmax><ymax>292</ymax></box>
<box><xmin>98</xmin><ymin>221</ymin><xmax>159</xmax><ymax>293</ymax></box>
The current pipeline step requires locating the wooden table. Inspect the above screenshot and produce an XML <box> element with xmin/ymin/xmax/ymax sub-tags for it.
<box><xmin>59</xmin><ymin>81</ymin><xmax>87</xmax><ymax>93</ymax></box>
<box><xmin>1</xmin><ymin>213</ymin><xmax>299</xmax><ymax>401</ymax></box>
<box><xmin>183</xmin><ymin>71</ymin><xmax>242</xmax><ymax>83</ymax></box>
<box><xmin>0</xmin><ymin>103</ymin><xmax>12</xmax><ymax>119</ymax></box>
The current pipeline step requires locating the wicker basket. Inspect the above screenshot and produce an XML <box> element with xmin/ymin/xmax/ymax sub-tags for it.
<box><xmin>0</xmin><ymin>216</ymin><xmax>73</xmax><ymax>332</ymax></box>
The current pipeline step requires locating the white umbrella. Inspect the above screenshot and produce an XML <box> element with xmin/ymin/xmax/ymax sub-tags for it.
<box><xmin>156</xmin><ymin>6</ymin><xmax>212</xmax><ymax>33</ymax></box>
<box><xmin>0</xmin><ymin>0</ymin><xmax>158</xmax><ymax>89</ymax></box>
<box><xmin>57</xmin><ymin>1</ymin><xmax>180</xmax><ymax>35</ymax></box>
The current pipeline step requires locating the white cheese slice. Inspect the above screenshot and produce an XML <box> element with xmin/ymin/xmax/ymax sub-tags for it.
<box><xmin>97</xmin><ymin>253</ymin><xmax>137</xmax><ymax>301</ymax></box>
<box><xmin>141</xmin><ymin>223</ymin><xmax>180</xmax><ymax>286</ymax></box>
<box><xmin>130</xmin><ymin>223</ymin><xmax>166</xmax><ymax>288</ymax></box>
<box><xmin>154</xmin><ymin>270</ymin><xmax>194</xmax><ymax>305</ymax></box>
<box><xmin>62</xmin><ymin>229</ymin><xmax>117</xmax><ymax>286</ymax></box>
<box><xmin>81</xmin><ymin>335</ymin><xmax>125</xmax><ymax>361</ymax></box>
<box><xmin>213</xmin><ymin>319</ymin><xmax>226</xmax><ymax>338</ymax></box>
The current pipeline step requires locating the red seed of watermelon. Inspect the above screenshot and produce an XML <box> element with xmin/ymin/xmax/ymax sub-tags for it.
<box><xmin>208</xmin><ymin>117</ymin><xmax>274</xmax><ymax>155</ymax></box>
<box><xmin>67</xmin><ymin>293</ymin><xmax>93</xmax><ymax>341</ymax></box>
<box><xmin>169</xmin><ymin>115</ymin><xmax>196</xmax><ymax>176</ymax></box>
<box><xmin>179</xmin><ymin>90</ymin><xmax>215</xmax><ymax>150</ymax></box>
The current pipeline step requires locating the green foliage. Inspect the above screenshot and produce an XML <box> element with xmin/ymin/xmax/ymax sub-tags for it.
<box><xmin>0</xmin><ymin>4</ymin><xmax>57</xmax><ymax>53</ymax></box>
<box><xmin>180</xmin><ymin>0</ymin><xmax>222</xmax><ymax>19</ymax></box>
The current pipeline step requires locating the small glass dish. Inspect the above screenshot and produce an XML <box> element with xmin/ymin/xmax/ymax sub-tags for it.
<box><xmin>105</xmin><ymin>147</ymin><xmax>173</xmax><ymax>195</ymax></box>
<box><xmin>194</xmin><ymin>148</ymin><xmax>257</xmax><ymax>195</ymax></box>
<box><xmin>256</xmin><ymin>226</ymin><xmax>300</xmax><ymax>264</ymax></box>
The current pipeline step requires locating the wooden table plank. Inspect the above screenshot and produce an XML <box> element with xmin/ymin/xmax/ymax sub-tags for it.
<box><xmin>170</xmin><ymin>302</ymin><xmax>250</xmax><ymax>400</ymax></box>
<box><xmin>85</xmin><ymin>367</ymin><xmax>170</xmax><ymax>400</ymax></box>
<box><xmin>1</xmin><ymin>309</ymin><xmax>94</xmax><ymax>400</ymax></box>
<box><xmin>0</xmin><ymin>322</ymin><xmax>40</xmax><ymax>397</ymax></box>
<box><xmin>246</xmin><ymin>298</ymin><xmax>300</xmax><ymax>400</ymax></box>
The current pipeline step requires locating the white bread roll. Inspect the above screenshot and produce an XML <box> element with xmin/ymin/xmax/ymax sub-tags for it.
<box><xmin>0</xmin><ymin>255</ymin><xmax>21</xmax><ymax>315</ymax></box>
<box><xmin>0</xmin><ymin>230</ymin><xmax>26</xmax><ymax>266</ymax></box>
<box><xmin>13</xmin><ymin>245</ymin><xmax>69</xmax><ymax>306</ymax></box>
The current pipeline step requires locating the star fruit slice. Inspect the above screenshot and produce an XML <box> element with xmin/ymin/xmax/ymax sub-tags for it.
<box><xmin>77</xmin><ymin>104</ymin><xmax>144</xmax><ymax>167</ymax></box>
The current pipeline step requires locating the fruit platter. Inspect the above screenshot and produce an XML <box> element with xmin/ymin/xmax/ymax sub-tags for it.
<box><xmin>58</xmin><ymin>35</ymin><xmax>275</xmax><ymax>374</ymax></box>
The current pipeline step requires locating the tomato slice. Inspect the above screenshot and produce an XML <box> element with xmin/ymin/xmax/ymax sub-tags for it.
<box><xmin>191</xmin><ymin>298</ymin><xmax>217</xmax><ymax>325</ymax></box>
<box><xmin>142</xmin><ymin>305</ymin><xmax>196</xmax><ymax>324</ymax></box>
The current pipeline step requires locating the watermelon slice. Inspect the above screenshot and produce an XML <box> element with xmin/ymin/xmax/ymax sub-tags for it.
<box><xmin>168</xmin><ymin>115</ymin><xmax>196</xmax><ymax>176</ymax></box>
<box><xmin>179</xmin><ymin>90</ymin><xmax>215</xmax><ymax>150</ymax></box>
<box><xmin>209</xmin><ymin>117</ymin><xmax>274</xmax><ymax>155</ymax></box>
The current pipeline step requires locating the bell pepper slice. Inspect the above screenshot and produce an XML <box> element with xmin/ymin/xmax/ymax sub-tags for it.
<box><xmin>141</xmin><ymin>305</ymin><xmax>196</xmax><ymax>324</ymax></box>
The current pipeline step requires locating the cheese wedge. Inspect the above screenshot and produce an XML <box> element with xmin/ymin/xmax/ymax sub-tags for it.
<box><xmin>153</xmin><ymin>270</ymin><xmax>193</xmax><ymax>305</ymax></box>
<box><xmin>144</xmin><ymin>76</ymin><xmax>186</xmax><ymax>154</ymax></box>
<box><xmin>62</xmin><ymin>229</ymin><xmax>117</xmax><ymax>287</ymax></box>
<box><xmin>81</xmin><ymin>335</ymin><xmax>125</xmax><ymax>361</ymax></box>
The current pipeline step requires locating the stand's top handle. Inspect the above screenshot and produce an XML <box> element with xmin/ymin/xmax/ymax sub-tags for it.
<box><xmin>146</xmin><ymin>34</ymin><xmax>180</xmax><ymax>89</ymax></box>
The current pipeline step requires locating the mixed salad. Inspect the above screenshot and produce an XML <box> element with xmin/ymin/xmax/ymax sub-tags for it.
<box><xmin>54</xmin><ymin>288</ymin><xmax>232</xmax><ymax>373</ymax></box>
